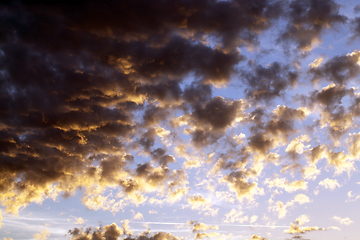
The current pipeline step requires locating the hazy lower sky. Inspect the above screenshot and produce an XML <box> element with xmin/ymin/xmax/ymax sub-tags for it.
<box><xmin>1</xmin><ymin>0</ymin><xmax>360</xmax><ymax>239</ymax></box>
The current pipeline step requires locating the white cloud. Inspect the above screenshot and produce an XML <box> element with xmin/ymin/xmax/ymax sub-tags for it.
<box><xmin>332</xmin><ymin>216</ymin><xmax>354</xmax><ymax>225</ymax></box>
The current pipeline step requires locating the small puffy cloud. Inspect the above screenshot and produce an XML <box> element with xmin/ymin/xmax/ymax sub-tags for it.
<box><xmin>188</xmin><ymin>221</ymin><xmax>218</xmax><ymax>232</ymax></box>
<box><xmin>221</xmin><ymin>170</ymin><xmax>263</xmax><ymax>201</ymax></box>
<box><xmin>224</xmin><ymin>208</ymin><xmax>248</xmax><ymax>223</ymax></box>
<box><xmin>264</xmin><ymin>178</ymin><xmax>308</xmax><ymax>192</ymax></box>
<box><xmin>293</xmin><ymin>194</ymin><xmax>310</xmax><ymax>204</ymax></box>
<box><xmin>305</xmin><ymin>145</ymin><xmax>327</xmax><ymax>165</ymax></box>
<box><xmin>250</xmin><ymin>215</ymin><xmax>258</xmax><ymax>223</ymax></box>
<box><xmin>74</xmin><ymin>217</ymin><xmax>86</xmax><ymax>225</ymax></box>
<box><xmin>301</xmin><ymin>165</ymin><xmax>321</xmax><ymax>180</ymax></box>
<box><xmin>286</xmin><ymin>135</ymin><xmax>310</xmax><ymax>156</ymax></box>
<box><xmin>33</xmin><ymin>229</ymin><xmax>50</xmax><ymax>240</ymax></box>
<box><xmin>285</xmin><ymin>224</ymin><xmax>325</xmax><ymax>234</ymax></box>
<box><xmin>308</xmin><ymin>57</ymin><xmax>324</xmax><ymax>68</ymax></box>
<box><xmin>318</xmin><ymin>178</ymin><xmax>340</xmax><ymax>190</ymax></box>
<box><xmin>269</xmin><ymin>200</ymin><xmax>288</xmax><ymax>219</ymax></box>
<box><xmin>186</xmin><ymin>195</ymin><xmax>218</xmax><ymax>216</ymax></box>
<box><xmin>295</xmin><ymin>215</ymin><xmax>310</xmax><ymax>225</ymax></box>
<box><xmin>285</xmin><ymin>216</ymin><xmax>325</xmax><ymax>237</ymax></box>
<box><xmin>133</xmin><ymin>212</ymin><xmax>144</xmax><ymax>220</ymax></box>
<box><xmin>346</xmin><ymin>191</ymin><xmax>360</xmax><ymax>202</ymax></box>
<box><xmin>104</xmin><ymin>223</ymin><xmax>123</xmax><ymax>240</ymax></box>
<box><xmin>332</xmin><ymin>216</ymin><xmax>354</xmax><ymax>225</ymax></box>
<box><xmin>195</xmin><ymin>232</ymin><xmax>220</xmax><ymax>239</ymax></box>
<box><xmin>327</xmin><ymin>226</ymin><xmax>341</xmax><ymax>231</ymax></box>
<box><xmin>121</xmin><ymin>220</ymin><xmax>132</xmax><ymax>235</ymax></box>
<box><xmin>347</xmin><ymin>132</ymin><xmax>360</xmax><ymax>159</ymax></box>
<box><xmin>247</xmin><ymin>234</ymin><xmax>268</xmax><ymax>240</ymax></box>
<box><xmin>184</xmin><ymin>159</ymin><xmax>201</xmax><ymax>169</ymax></box>
<box><xmin>269</xmin><ymin>194</ymin><xmax>310</xmax><ymax>219</ymax></box>
<box><xmin>325</xmin><ymin>150</ymin><xmax>355</xmax><ymax>174</ymax></box>
<box><xmin>166</xmin><ymin>188</ymin><xmax>188</xmax><ymax>203</ymax></box>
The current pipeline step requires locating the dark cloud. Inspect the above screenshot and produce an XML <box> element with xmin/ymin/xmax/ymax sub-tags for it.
<box><xmin>52</xmin><ymin>0</ymin><xmax>284</xmax><ymax>50</ymax></box>
<box><xmin>123</xmin><ymin>232</ymin><xmax>179</xmax><ymax>240</ymax></box>
<box><xmin>308</xmin><ymin>51</ymin><xmax>360</xmax><ymax>85</ymax></box>
<box><xmin>69</xmin><ymin>223</ymin><xmax>180</xmax><ymax>240</ymax></box>
<box><xmin>354</xmin><ymin>5</ymin><xmax>360</xmax><ymax>13</ymax></box>
<box><xmin>241</xmin><ymin>62</ymin><xmax>298</xmax><ymax>102</ymax></box>
<box><xmin>248</xmin><ymin>132</ymin><xmax>276</xmax><ymax>156</ymax></box>
<box><xmin>142</xmin><ymin>106</ymin><xmax>170</xmax><ymax>127</ymax></box>
<box><xmin>300</xmin><ymin>84</ymin><xmax>355</xmax><ymax>142</ymax></box>
<box><xmin>0</xmin><ymin>1</ymin><xmax>359</xmax><ymax>239</ymax></box>
<box><xmin>0</xmin><ymin>0</ymin><xmax>256</xmax><ymax>212</ymax></box>
<box><xmin>182</xmin><ymin>83</ymin><xmax>212</xmax><ymax>107</ymax></box>
<box><xmin>309</xmin><ymin>84</ymin><xmax>352</xmax><ymax>110</ymax></box>
<box><xmin>350</xmin><ymin>17</ymin><xmax>360</xmax><ymax>41</ymax></box>
<box><xmin>192</xmin><ymin>96</ymin><xmax>243</xmax><ymax>130</ymax></box>
<box><xmin>151</xmin><ymin>148</ymin><xmax>175</xmax><ymax>167</ymax></box>
<box><xmin>279</xmin><ymin>0</ymin><xmax>347</xmax><ymax>51</ymax></box>
<box><xmin>246</xmin><ymin>106</ymin><xmax>307</xmax><ymax>157</ymax></box>
<box><xmin>188</xmin><ymin>96</ymin><xmax>245</xmax><ymax>147</ymax></box>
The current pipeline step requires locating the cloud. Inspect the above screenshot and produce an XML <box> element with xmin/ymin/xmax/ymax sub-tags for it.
<box><xmin>284</xmin><ymin>224</ymin><xmax>325</xmax><ymax>234</ymax></box>
<box><xmin>69</xmin><ymin>223</ymin><xmax>180</xmax><ymax>240</ymax></box>
<box><xmin>269</xmin><ymin>194</ymin><xmax>310</xmax><ymax>219</ymax></box>
<box><xmin>294</xmin><ymin>215</ymin><xmax>310</xmax><ymax>225</ymax></box>
<box><xmin>350</xmin><ymin>17</ymin><xmax>360</xmax><ymax>41</ymax></box>
<box><xmin>301</xmin><ymin>165</ymin><xmax>321</xmax><ymax>180</ymax></box>
<box><xmin>346</xmin><ymin>191</ymin><xmax>360</xmax><ymax>202</ymax></box>
<box><xmin>188</xmin><ymin>221</ymin><xmax>218</xmax><ymax>232</ymax></box>
<box><xmin>318</xmin><ymin>178</ymin><xmax>340</xmax><ymax>190</ymax></box>
<box><xmin>73</xmin><ymin>217</ymin><xmax>86</xmax><ymax>225</ymax></box>
<box><xmin>179</xmin><ymin>96</ymin><xmax>246</xmax><ymax>147</ymax></box>
<box><xmin>309</xmin><ymin>51</ymin><xmax>360</xmax><ymax>85</ymax></box>
<box><xmin>264</xmin><ymin>178</ymin><xmax>308</xmax><ymax>192</ymax></box>
<box><xmin>187</xmin><ymin>220</ymin><xmax>219</xmax><ymax>239</ymax></box>
<box><xmin>332</xmin><ymin>216</ymin><xmax>354</xmax><ymax>225</ymax></box>
<box><xmin>186</xmin><ymin>195</ymin><xmax>218</xmax><ymax>216</ymax></box>
<box><xmin>133</xmin><ymin>212</ymin><xmax>144</xmax><ymax>220</ymax></box>
<box><xmin>194</xmin><ymin>232</ymin><xmax>220</xmax><ymax>240</ymax></box>
<box><xmin>221</xmin><ymin>170</ymin><xmax>263</xmax><ymax>201</ymax></box>
<box><xmin>224</xmin><ymin>208</ymin><xmax>248</xmax><ymax>223</ymax></box>
<box><xmin>284</xmin><ymin>216</ymin><xmax>325</xmax><ymax>240</ymax></box>
<box><xmin>279</xmin><ymin>0</ymin><xmax>347</xmax><ymax>51</ymax></box>
<box><xmin>33</xmin><ymin>229</ymin><xmax>50</xmax><ymax>240</ymax></box>
<box><xmin>0</xmin><ymin>0</ymin><xmax>359</xmax><ymax>239</ymax></box>
<box><xmin>305</xmin><ymin>145</ymin><xmax>327</xmax><ymax>165</ymax></box>
<box><xmin>241</xmin><ymin>62</ymin><xmax>298</xmax><ymax>102</ymax></box>
<box><xmin>247</xmin><ymin>235</ymin><xmax>268</xmax><ymax>240</ymax></box>
<box><xmin>327</xmin><ymin>226</ymin><xmax>341</xmax><ymax>231</ymax></box>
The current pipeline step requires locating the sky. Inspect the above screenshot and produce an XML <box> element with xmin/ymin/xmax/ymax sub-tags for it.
<box><xmin>0</xmin><ymin>0</ymin><xmax>360</xmax><ymax>239</ymax></box>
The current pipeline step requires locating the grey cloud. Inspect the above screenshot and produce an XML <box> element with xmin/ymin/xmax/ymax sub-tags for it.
<box><xmin>188</xmin><ymin>96</ymin><xmax>245</xmax><ymax>147</ymax></box>
<box><xmin>308</xmin><ymin>52</ymin><xmax>360</xmax><ymax>85</ymax></box>
<box><xmin>279</xmin><ymin>0</ymin><xmax>347</xmax><ymax>51</ymax></box>
<box><xmin>350</xmin><ymin>17</ymin><xmax>360</xmax><ymax>41</ymax></box>
<box><xmin>241</xmin><ymin>62</ymin><xmax>298</xmax><ymax>102</ymax></box>
<box><xmin>354</xmin><ymin>5</ymin><xmax>360</xmax><ymax>13</ymax></box>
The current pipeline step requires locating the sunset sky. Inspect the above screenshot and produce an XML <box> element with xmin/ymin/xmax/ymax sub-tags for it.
<box><xmin>1</xmin><ymin>0</ymin><xmax>360</xmax><ymax>239</ymax></box>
